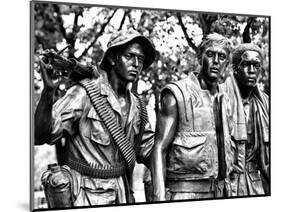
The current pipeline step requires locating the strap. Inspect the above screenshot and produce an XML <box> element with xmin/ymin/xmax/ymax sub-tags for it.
<box><xmin>133</xmin><ymin>93</ymin><xmax>148</xmax><ymax>152</ymax></box>
<box><xmin>213</xmin><ymin>94</ymin><xmax>227</xmax><ymax>180</ymax></box>
<box><xmin>163</xmin><ymin>81</ymin><xmax>193</xmax><ymax>129</ymax></box>
<box><xmin>79</xmin><ymin>78</ymin><xmax>136</xmax><ymax>170</ymax></box>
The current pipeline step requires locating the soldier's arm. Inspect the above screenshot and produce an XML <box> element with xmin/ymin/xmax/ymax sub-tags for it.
<box><xmin>151</xmin><ymin>91</ymin><xmax>178</xmax><ymax>201</ymax></box>
<box><xmin>259</xmin><ymin>138</ymin><xmax>269</xmax><ymax>182</ymax></box>
<box><xmin>35</xmin><ymin>88</ymin><xmax>56</xmax><ymax>145</ymax></box>
<box><xmin>35</xmin><ymin>60</ymin><xmax>60</xmax><ymax>145</ymax></box>
<box><xmin>259</xmin><ymin>93</ymin><xmax>270</xmax><ymax>182</ymax></box>
<box><xmin>35</xmin><ymin>60</ymin><xmax>85</xmax><ymax>145</ymax></box>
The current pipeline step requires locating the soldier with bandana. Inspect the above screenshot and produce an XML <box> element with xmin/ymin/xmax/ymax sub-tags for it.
<box><xmin>223</xmin><ymin>43</ymin><xmax>269</xmax><ymax>196</ymax></box>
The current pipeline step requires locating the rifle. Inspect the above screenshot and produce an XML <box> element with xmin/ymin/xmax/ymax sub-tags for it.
<box><xmin>40</xmin><ymin>45</ymin><xmax>99</xmax><ymax>81</ymax></box>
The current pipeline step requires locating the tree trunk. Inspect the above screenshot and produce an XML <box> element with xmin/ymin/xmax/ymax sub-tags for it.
<box><xmin>198</xmin><ymin>13</ymin><xmax>218</xmax><ymax>36</ymax></box>
<box><xmin>176</xmin><ymin>12</ymin><xmax>198</xmax><ymax>54</ymax></box>
<box><xmin>77</xmin><ymin>9</ymin><xmax>118</xmax><ymax>60</ymax></box>
<box><xmin>243</xmin><ymin>17</ymin><xmax>255</xmax><ymax>43</ymax></box>
<box><xmin>118</xmin><ymin>10</ymin><xmax>130</xmax><ymax>31</ymax></box>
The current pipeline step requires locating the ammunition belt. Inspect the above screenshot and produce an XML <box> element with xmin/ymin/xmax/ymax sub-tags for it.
<box><xmin>177</xmin><ymin>131</ymin><xmax>215</xmax><ymax>137</ymax></box>
<box><xmin>79</xmin><ymin>78</ymin><xmax>136</xmax><ymax>170</ymax></box>
<box><xmin>68</xmin><ymin>157</ymin><xmax>126</xmax><ymax>179</ymax></box>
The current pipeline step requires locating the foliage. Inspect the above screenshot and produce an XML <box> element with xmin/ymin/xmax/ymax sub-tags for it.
<box><xmin>33</xmin><ymin>2</ymin><xmax>270</xmax><ymax>110</ymax></box>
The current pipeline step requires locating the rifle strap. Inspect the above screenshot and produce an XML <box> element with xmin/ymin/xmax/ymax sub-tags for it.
<box><xmin>79</xmin><ymin>78</ymin><xmax>136</xmax><ymax>170</ymax></box>
<box><xmin>133</xmin><ymin>93</ymin><xmax>148</xmax><ymax>152</ymax></box>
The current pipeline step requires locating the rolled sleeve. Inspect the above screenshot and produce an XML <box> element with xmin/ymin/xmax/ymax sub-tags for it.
<box><xmin>50</xmin><ymin>85</ymin><xmax>86</xmax><ymax>144</ymax></box>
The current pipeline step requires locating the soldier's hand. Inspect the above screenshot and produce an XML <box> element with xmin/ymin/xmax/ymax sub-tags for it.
<box><xmin>39</xmin><ymin>58</ymin><xmax>62</xmax><ymax>91</ymax></box>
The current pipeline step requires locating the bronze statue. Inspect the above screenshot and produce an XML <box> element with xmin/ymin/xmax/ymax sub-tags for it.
<box><xmin>35</xmin><ymin>29</ymin><xmax>156</xmax><ymax>207</ymax></box>
<box><xmin>151</xmin><ymin>33</ymin><xmax>235</xmax><ymax>201</ymax></box>
<box><xmin>223</xmin><ymin>43</ymin><xmax>269</xmax><ymax>196</ymax></box>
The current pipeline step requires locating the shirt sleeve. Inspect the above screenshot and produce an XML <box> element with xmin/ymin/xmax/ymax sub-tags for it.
<box><xmin>135</xmin><ymin>120</ymin><xmax>155</xmax><ymax>167</ymax></box>
<box><xmin>50</xmin><ymin>85</ymin><xmax>86</xmax><ymax>144</ymax></box>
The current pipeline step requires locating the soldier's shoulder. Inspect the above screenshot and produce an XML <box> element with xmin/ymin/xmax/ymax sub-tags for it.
<box><xmin>67</xmin><ymin>84</ymin><xmax>86</xmax><ymax>95</ymax></box>
<box><xmin>63</xmin><ymin>83</ymin><xmax>88</xmax><ymax>102</ymax></box>
<box><xmin>163</xmin><ymin>78</ymin><xmax>188</xmax><ymax>92</ymax></box>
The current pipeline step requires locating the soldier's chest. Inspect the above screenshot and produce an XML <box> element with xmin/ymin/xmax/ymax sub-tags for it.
<box><xmin>118</xmin><ymin>96</ymin><xmax>130</xmax><ymax>124</ymax></box>
<box><xmin>190</xmin><ymin>91</ymin><xmax>216</xmax><ymax>131</ymax></box>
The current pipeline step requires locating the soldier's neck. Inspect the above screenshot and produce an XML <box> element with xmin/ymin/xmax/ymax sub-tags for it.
<box><xmin>108</xmin><ymin>73</ymin><xmax>128</xmax><ymax>98</ymax></box>
<box><xmin>197</xmin><ymin>72</ymin><xmax>218</xmax><ymax>95</ymax></box>
<box><xmin>236</xmin><ymin>79</ymin><xmax>254</xmax><ymax>101</ymax></box>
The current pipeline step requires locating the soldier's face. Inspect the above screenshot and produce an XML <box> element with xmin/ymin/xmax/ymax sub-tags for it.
<box><xmin>201</xmin><ymin>44</ymin><xmax>229</xmax><ymax>82</ymax></box>
<box><xmin>235</xmin><ymin>50</ymin><xmax>262</xmax><ymax>88</ymax></box>
<box><xmin>114</xmin><ymin>43</ymin><xmax>145</xmax><ymax>83</ymax></box>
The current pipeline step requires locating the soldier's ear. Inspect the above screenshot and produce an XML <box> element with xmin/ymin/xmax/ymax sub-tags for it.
<box><xmin>225</xmin><ymin>60</ymin><xmax>229</xmax><ymax>68</ymax></box>
<box><xmin>107</xmin><ymin>52</ymin><xmax>116</xmax><ymax>66</ymax></box>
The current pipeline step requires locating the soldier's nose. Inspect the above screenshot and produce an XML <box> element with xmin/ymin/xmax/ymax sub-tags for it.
<box><xmin>133</xmin><ymin>56</ymin><xmax>139</xmax><ymax>67</ymax></box>
<box><xmin>213</xmin><ymin>54</ymin><xmax>219</xmax><ymax>64</ymax></box>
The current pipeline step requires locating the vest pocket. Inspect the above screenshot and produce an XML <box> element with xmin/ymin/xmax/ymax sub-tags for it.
<box><xmin>167</xmin><ymin>132</ymin><xmax>218</xmax><ymax>179</ymax></box>
<box><xmin>174</xmin><ymin>135</ymin><xmax>206</xmax><ymax>148</ymax></box>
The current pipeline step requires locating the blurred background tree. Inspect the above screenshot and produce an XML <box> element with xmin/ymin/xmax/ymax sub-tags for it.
<box><xmin>32</xmin><ymin>2</ymin><xmax>269</xmax><ymax>207</ymax></box>
<box><xmin>33</xmin><ymin>3</ymin><xmax>269</xmax><ymax>114</ymax></box>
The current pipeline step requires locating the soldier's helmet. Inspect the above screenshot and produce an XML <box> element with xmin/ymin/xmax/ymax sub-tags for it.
<box><xmin>100</xmin><ymin>29</ymin><xmax>156</xmax><ymax>71</ymax></box>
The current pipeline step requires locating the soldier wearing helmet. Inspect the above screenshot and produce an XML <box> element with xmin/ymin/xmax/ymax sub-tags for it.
<box><xmin>35</xmin><ymin>29</ymin><xmax>156</xmax><ymax>207</ymax></box>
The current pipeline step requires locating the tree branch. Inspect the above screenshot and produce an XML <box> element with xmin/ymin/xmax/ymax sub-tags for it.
<box><xmin>176</xmin><ymin>12</ymin><xmax>198</xmax><ymax>53</ymax></box>
<box><xmin>52</xmin><ymin>5</ymin><xmax>78</xmax><ymax>58</ymax></box>
<box><xmin>67</xmin><ymin>8</ymin><xmax>84</xmax><ymax>58</ymax></box>
<box><xmin>53</xmin><ymin>5</ymin><xmax>67</xmax><ymax>43</ymax></box>
<box><xmin>118</xmin><ymin>10</ymin><xmax>130</xmax><ymax>31</ymax></box>
<box><xmin>243</xmin><ymin>17</ymin><xmax>255</xmax><ymax>43</ymax></box>
<box><xmin>137</xmin><ymin>12</ymin><xmax>147</xmax><ymax>31</ymax></box>
<box><xmin>77</xmin><ymin>9</ymin><xmax>118</xmax><ymax>60</ymax></box>
<box><xmin>198</xmin><ymin>13</ymin><xmax>218</xmax><ymax>36</ymax></box>
<box><xmin>127</xmin><ymin>11</ymin><xmax>136</xmax><ymax>30</ymax></box>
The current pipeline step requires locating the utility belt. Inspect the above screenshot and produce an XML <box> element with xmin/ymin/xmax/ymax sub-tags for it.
<box><xmin>67</xmin><ymin>157</ymin><xmax>126</xmax><ymax>179</ymax></box>
<box><xmin>166</xmin><ymin>179</ymin><xmax>217</xmax><ymax>193</ymax></box>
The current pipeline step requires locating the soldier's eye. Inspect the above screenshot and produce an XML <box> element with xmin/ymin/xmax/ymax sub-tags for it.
<box><xmin>124</xmin><ymin>54</ymin><xmax>133</xmax><ymax>59</ymax></box>
<box><xmin>241</xmin><ymin>62</ymin><xmax>249</xmax><ymax>68</ymax></box>
<box><xmin>206</xmin><ymin>51</ymin><xmax>213</xmax><ymax>57</ymax></box>
<box><xmin>254</xmin><ymin>63</ymin><xmax>261</xmax><ymax>69</ymax></box>
<box><xmin>138</xmin><ymin>56</ymin><xmax>144</xmax><ymax>63</ymax></box>
<box><xmin>219</xmin><ymin>54</ymin><xmax>226</xmax><ymax>60</ymax></box>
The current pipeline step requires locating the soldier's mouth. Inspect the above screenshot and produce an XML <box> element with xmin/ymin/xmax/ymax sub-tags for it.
<box><xmin>128</xmin><ymin>71</ymin><xmax>138</xmax><ymax>76</ymax></box>
<box><xmin>210</xmin><ymin>68</ymin><xmax>219</xmax><ymax>73</ymax></box>
<box><xmin>247</xmin><ymin>78</ymin><xmax>256</xmax><ymax>83</ymax></box>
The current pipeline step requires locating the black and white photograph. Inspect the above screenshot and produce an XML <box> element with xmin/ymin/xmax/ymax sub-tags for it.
<box><xmin>29</xmin><ymin>0</ymin><xmax>271</xmax><ymax>211</ymax></box>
